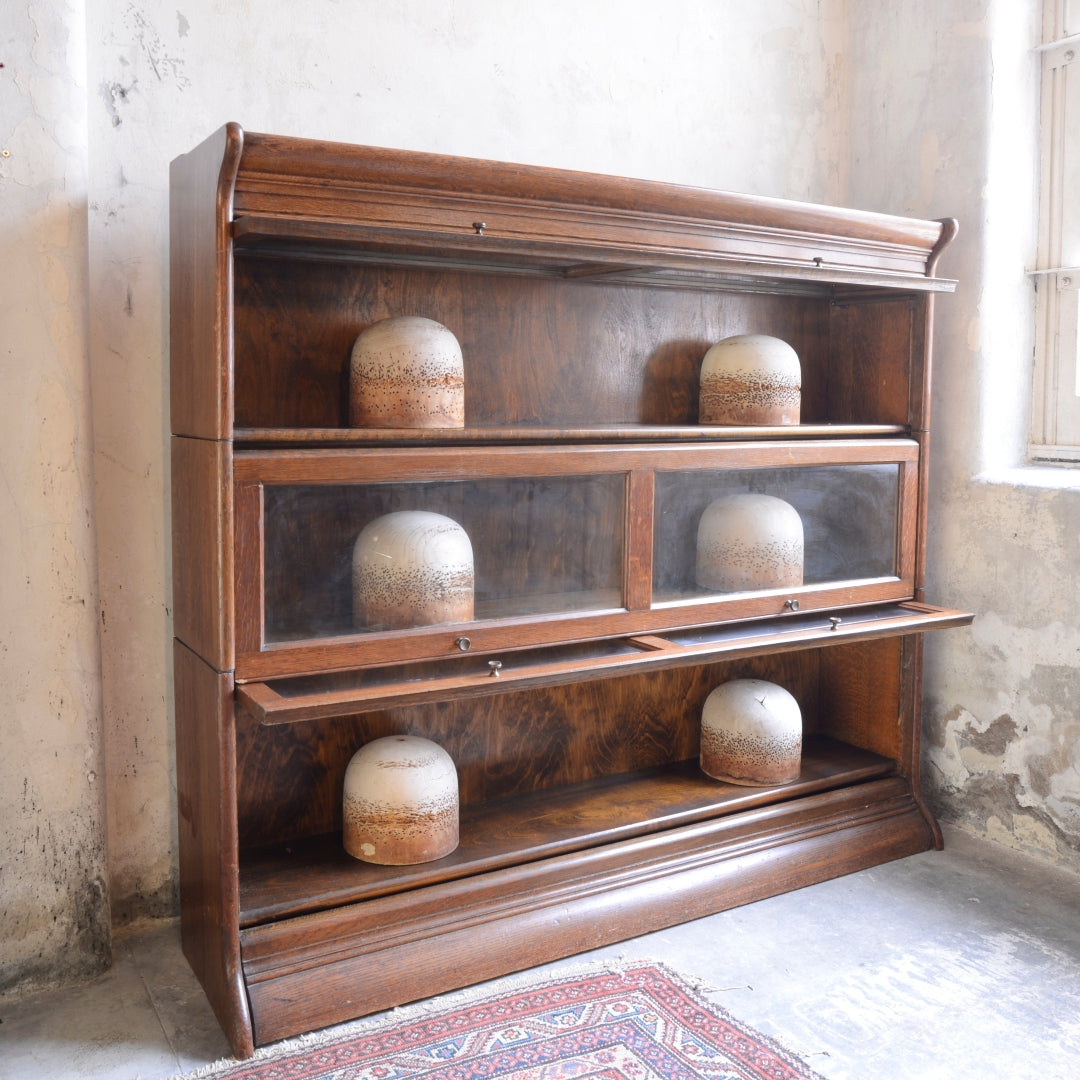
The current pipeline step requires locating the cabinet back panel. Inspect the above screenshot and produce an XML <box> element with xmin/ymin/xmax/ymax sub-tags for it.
<box><xmin>231</xmin><ymin>647</ymin><xmax>910</xmax><ymax>848</ymax></box>
<box><xmin>232</xmin><ymin>257</ymin><xmax>830</xmax><ymax>430</ymax></box>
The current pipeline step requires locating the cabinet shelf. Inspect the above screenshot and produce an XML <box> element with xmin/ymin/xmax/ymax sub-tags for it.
<box><xmin>233</xmin><ymin>422</ymin><xmax>909</xmax><ymax>449</ymax></box>
<box><xmin>237</xmin><ymin>735</ymin><xmax>893</xmax><ymax>926</ymax></box>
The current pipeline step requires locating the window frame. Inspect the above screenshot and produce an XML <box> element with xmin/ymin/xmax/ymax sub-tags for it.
<box><xmin>1031</xmin><ymin>0</ymin><xmax>1080</xmax><ymax>461</ymax></box>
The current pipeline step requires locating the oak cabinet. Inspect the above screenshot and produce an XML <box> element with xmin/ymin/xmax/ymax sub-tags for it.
<box><xmin>170</xmin><ymin>123</ymin><xmax>970</xmax><ymax>1056</ymax></box>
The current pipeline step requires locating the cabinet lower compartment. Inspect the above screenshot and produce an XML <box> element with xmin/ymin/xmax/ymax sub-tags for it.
<box><xmin>238</xmin><ymin>774</ymin><xmax>935</xmax><ymax>1046</ymax></box>
<box><xmin>191</xmin><ymin>630</ymin><xmax>954</xmax><ymax>1055</ymax></box>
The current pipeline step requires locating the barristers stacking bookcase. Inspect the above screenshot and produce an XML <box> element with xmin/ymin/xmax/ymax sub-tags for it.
<box><xmin>169</xmin><ymin>123</ymin><xmax>971</xmax><ymax>1057</ymax></box>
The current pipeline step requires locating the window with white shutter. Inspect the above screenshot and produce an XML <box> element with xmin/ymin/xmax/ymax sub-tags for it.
<box><xmin>1031</xmin><ymin>0</ymin><xmax>1080</xmax><ymax>460</ymax></box>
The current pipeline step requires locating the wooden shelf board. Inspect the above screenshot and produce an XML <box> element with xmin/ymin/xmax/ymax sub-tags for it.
<box><xmin>237</xmin><ymin>735</ymin><xmax>893</xmax><ymax>927</ymax></box>
<box><xmin>233</xmin><ymin>422</ymin><xmax>909</xmax><ymax>449</ymax></box>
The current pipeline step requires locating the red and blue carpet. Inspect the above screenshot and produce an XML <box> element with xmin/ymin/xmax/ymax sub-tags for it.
<box><xmin>181</xmin><ymin>962</ymin><xmax>826</xmax><ymax>1080</ymax></box>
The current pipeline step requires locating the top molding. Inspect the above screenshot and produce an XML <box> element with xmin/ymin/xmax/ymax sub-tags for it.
<box><xmin>219</xmin><ymin>123</ymin><xmax>957</xmax><ymax>291</ymax></box>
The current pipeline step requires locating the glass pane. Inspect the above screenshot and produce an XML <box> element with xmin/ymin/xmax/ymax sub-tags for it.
<box><xmin>263</xmin><ymin>475</ymin><xmax>625</xmax><ymax>641</ymax></box>
<box><xmin>653</xmin><ymin>465</ymin><xmax>898</xmax><ymax>603</ymax></box>
<box><xmin>1065</xmin><ymin>0</ymin><xmax>1080</xmax><ymax>42</ymax></box>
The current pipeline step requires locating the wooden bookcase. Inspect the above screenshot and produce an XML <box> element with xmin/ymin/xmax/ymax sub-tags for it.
<box><xmin>170</xmin><ymin>123</ymin><xmax>971</xmax><ymax>1056</ymax></box>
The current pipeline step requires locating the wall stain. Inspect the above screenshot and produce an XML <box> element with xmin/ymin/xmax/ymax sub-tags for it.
<box><xmin>2</xmin><ymin>779</ymin><xmax>110</xmax><ymax>995</ymax></box>
<box><xmin>99</xmin><ymin>81</ymin><xmax>134</xmax><ymax>127</ymax></box>
<box><xmin>1026</xmin><ymin>663</ymin><xmax>1078</xmax><ymax>712</ymax></box>
<box><xmin>929</xmin><ymin>772</ymin><xmax>1069</xmax><ymax>846</ymax></box>
<box><xmin>960</xmin><ymin>713</ymin><xmax>1017</xmax><ymax>757</ymax></box>
<box><xmin>109</xmin><ymin>869</ymin><xmax>177</xmax><ymax>927</ymax></box>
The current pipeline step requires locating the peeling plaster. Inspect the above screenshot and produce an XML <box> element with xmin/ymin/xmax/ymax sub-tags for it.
<box><xmin>123</xmin><ymin>3</ymin><xmax>189</xmax><ymax>88</ymax></box>
<box><xmin>99</xmin><ymin>79</ymin><xmax>135</xmax><ymax>126</ymax></box>
<box><xmin>926</xmin><ymin>612</ymin><xmax>1080</xmax><ymax>871</ymax></box>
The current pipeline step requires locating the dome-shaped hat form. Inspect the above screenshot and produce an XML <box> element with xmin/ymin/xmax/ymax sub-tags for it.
<box><xmin>343</xmin><ymin>735</ymin><xmax>459</xmax><ymax>864</ymax></box>
<box><xmin>699</xmin><ymin>334</ymin><xmax>800</xmax><ymax>426</ymax></box>
<box><xmin>350</xmin><ymin>315</ymin><xmax>465</xmax><ymax>428</ymax></box>
<box><xmin>353</xmin><ymin>510</ymin><xmax>474</xmax><ymax>631</ymax></box>
<box><xmin>701</xmin><ymin>679</ymin><xmax>802</xmax><ymax>786</ymax></box>
<box><xmin>695</xmin><ymin>493</ymin><xmax>803</xmax><ymax>593</ymax></box>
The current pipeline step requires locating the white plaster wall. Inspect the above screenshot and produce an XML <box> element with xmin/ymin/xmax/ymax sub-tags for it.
<box><xmin>83</xmin><ymin>0</ymin><xmax>848</xmax><ymax>927</ymax></box>
<box><xmin>842</xmin><ymin>0</ymin><xmax>1080</xmax><ymax>873</ymax></box>
<box><xmin>0</xmin><ymin>2</ymin><xmax>109</xmax><ymax>992</ymax></box>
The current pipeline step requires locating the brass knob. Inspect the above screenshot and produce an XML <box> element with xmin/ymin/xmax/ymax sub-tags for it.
<box><xmin>455</xmin><ymin>636</ymin><xmax>472</xmax><ymax>652</ymax></box>
<box><xmin>488</xmin><ymin>660</ymin><xmax>503</xmax><ymax>678</ymax></box>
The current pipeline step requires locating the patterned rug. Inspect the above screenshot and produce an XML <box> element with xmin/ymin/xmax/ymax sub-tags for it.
<box><xmin>179</xmin><ymin>962</ymin><xmax>826</xmax><ymax>1080</ymax></box>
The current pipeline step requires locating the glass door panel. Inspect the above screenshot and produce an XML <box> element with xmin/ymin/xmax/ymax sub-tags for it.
<box><xmin>262</xmin><ymin>473</ymin><xmax>626</xmax><ymax>643</ymax></box>
<box><xmin>652</xmin><ymin>464</ymin><xmax>900</xmax><ymax>604</ymax></box>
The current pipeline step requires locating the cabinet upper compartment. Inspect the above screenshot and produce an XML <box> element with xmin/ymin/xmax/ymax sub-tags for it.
<box><xmin>170</xmin><ymin>124</ymin><xmax>956</xmax><ymax>442</ymax></box>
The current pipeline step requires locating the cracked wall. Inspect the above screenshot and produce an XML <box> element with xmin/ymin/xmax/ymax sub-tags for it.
<box><xmin>924</xmin><ymin>485</ymin><xmax>1080</xmax><ymax>871</ymax></box>
<box><xmin>841</xmin><ymin>0</ymin><xmax>1080</xmax><ymax>873</ymax></box>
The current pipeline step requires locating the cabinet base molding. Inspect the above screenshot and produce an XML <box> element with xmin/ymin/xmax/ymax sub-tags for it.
<box><xmin>239</xmin><ymin>776</ymin><xmax>930</xmax><ymax>1046</ymax></box>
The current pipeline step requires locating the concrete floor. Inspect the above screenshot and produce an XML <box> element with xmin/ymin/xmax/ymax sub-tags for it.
<box><xmin>2</xmin><ymin>825</ymin><xmax>1079</xmax><ymax>1080</ymax></box>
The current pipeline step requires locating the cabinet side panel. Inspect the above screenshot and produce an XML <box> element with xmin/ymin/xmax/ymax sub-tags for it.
<box><xmin>172</xmin><ymin>436</ymin><xmax>233</xmax><ymax>671</ymax></box>
<box><xmin>902</xmin><ymin>632</ymin><xmax>942</xmax><ymax>845</ymax></box>
<box><xmin>895</xmin><ymin>633</ymin><xmax>921</xmax><ymax>777</ymax></box>
<box><xmin>174</xmin><ymin>639</ymin><xmax>253</xmax><ymax>1058</ymax></box>
<box><xmin>907</xmin><ymin>295</ymin><xmax>931</xmax><ymax>431</ymax></box>
<box><xmin>170</xmin><ymin>123</ymin><xmax>242</xmax><ymax>439</ymax></box>
<box><xmin>911</xmin><ymin>295</ymin><xmax>933</xmax><ymax>596</ymax></box>
<box><xmin>828</xmin><ymin>297</ymin><xmax>917</xmax><ymax>426</ymax></box>
<box><xmin>817</xmin><ymin>637</ymin><xmax>904</xmax><ymax>761</ymax></box>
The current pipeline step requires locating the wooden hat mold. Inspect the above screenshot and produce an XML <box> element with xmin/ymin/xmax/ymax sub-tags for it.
<box><xmin>343</xmin><ymin>735</ymin><xmax>459</xmax><ymax>865</ymax></box>
<box><xmin>700</xmin><ymin>679</ymin><xmax>803</xmax><ymax>786</ymax></box>
<box><xmin>699</xmin><ymin>333</ymin><xmax>801</xmax><ymax>426</ymax></box>
<box><xmin>349</xmin><ymin>315</ymin><xmax>465</xmax><ymax>429</ymax></box>
<box><xmin>352</xmin><ymin>510</ymin><xmax>474</xmax><ymax>631</ymax></box>
<box><xmin>695</xmin><ymin>492</ymin><xmax>804</xmax><ymax>593</ymax></box>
